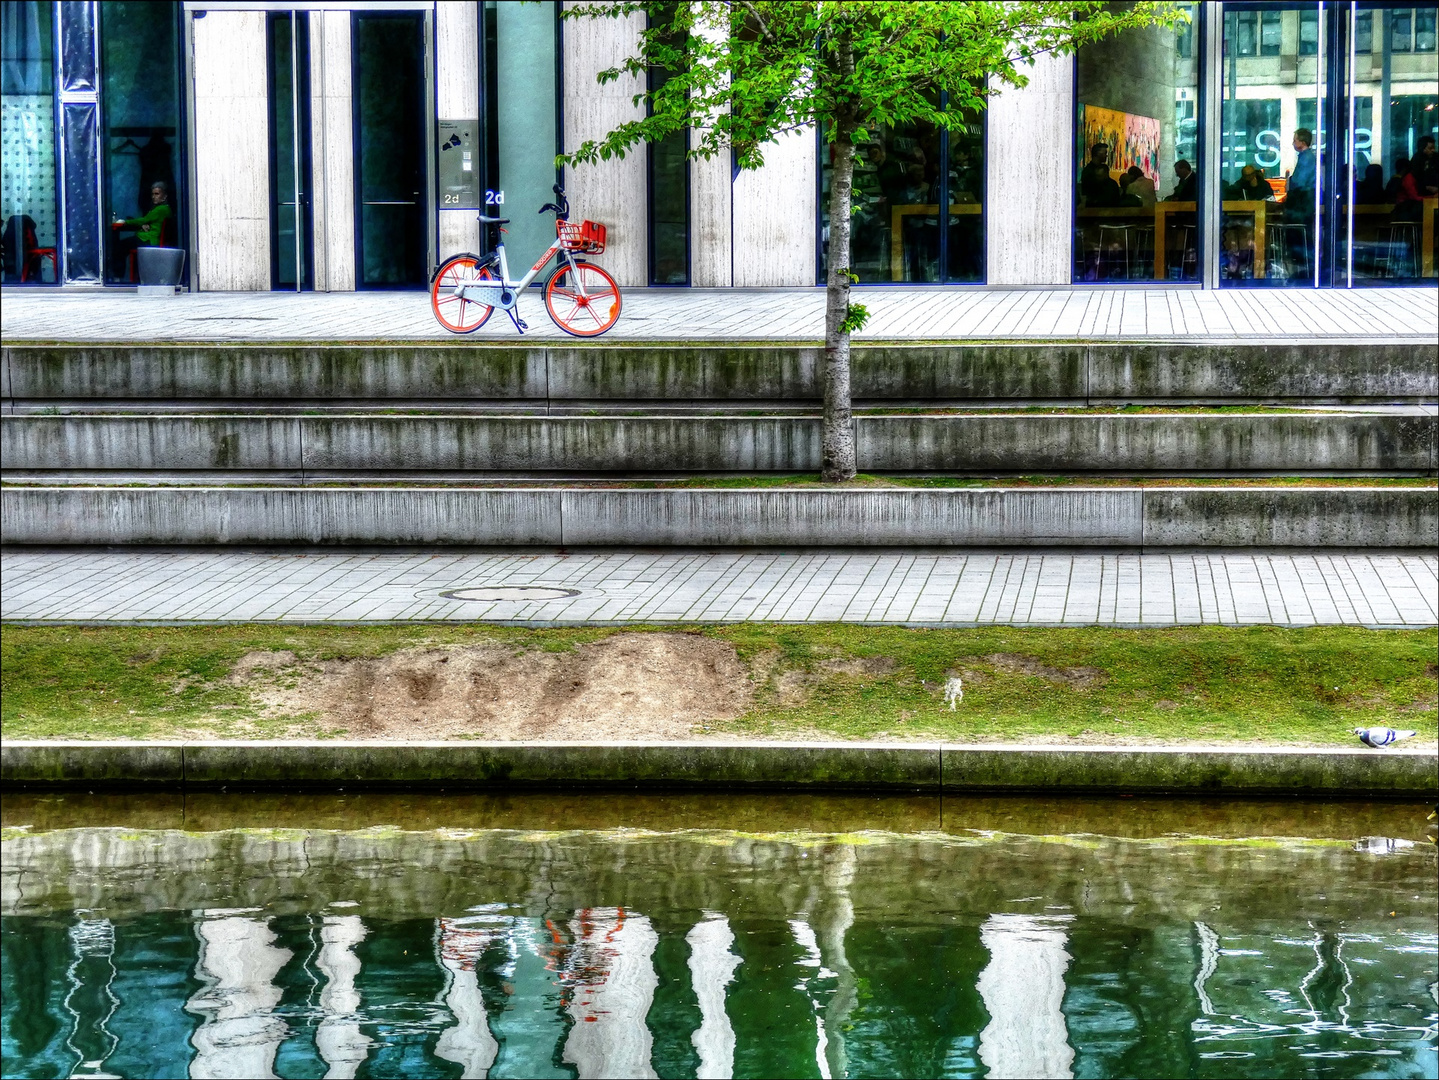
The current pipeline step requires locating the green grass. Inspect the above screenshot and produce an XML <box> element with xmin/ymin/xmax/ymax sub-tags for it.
<box><xmin>2</xmin><ymin>623</ymin><xmax>1434</xmax><ymax>745</ymax></box>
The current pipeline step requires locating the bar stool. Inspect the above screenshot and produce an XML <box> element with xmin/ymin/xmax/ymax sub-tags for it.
<box><xmin>1273</xmin><ymin>223</ymin><xmax>1311</xmax><ymax>281</ymax></box>
<box><xmin>1166</xmin><ymin>224</ymin><xmax>1197</xmax><ymax>280</ymax></box>
<box><xmin>1376</xmin><ymin>221</ymin><xmax>1420</xmax><ymax>279</ymax></box>
<box><xmin>1096</xmin><ymin>223</ymin><xmax>1132</xmax><ymax>280</ymax></box>
<box><xmin>1127</xmin><ymin>225</ymin><xmax>1155</xmax><ymax>280</ymax></box>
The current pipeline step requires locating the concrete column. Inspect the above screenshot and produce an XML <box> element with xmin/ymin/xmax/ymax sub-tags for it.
<box><xmin>563</xmin><ymin>3</ymin><xmax>647</xmax><ymax>286</ymax></box>
<box><xmin>687</xmin><ymin>914</ymin><xmax>742</xmax><ymax>1079</ymax></box>
<box><xmin>976</xmin><ymin>914</ymin><xmax>1075</xmax><ymax>1079</ymax></box>
<box><xmin>186</xmin><ymin>914</ymin><xmax>292</xmax><ymax>1080</ymax></box>
<box><xmin>309</xmin><ymin>11</ymin><xmax>355</xmax><ymax>292</ymax></box>
<box><xmin>986</xmin><ymin>52</ymin><xmax>1074</xmax><ymax>285</ymax></box>
<box><xmin>191</xmin><ymin>11</ymin><xmax>269</xmax><ymax>291</ymax></box>
<box><xmin>436</xmin><ymin>1</ymin><xmax>481</xmax><ymax>261</ymax></box>
<box><xmin>315</xmin><ymin>915</ymin><xmax>372</xmax><ymax>1079</ymax></box>
<box><xmin>733</xmin><ymin>129</ymin><xmax>818</xmax><ymax>286</ymax></box>
<box><xmin>691</xmin><ymin>149</ymin><xmax>732</xmax><ymax>286</ymax></box>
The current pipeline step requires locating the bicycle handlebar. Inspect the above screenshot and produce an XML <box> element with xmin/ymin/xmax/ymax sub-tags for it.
<box><xmin>539</xmin><ymin>184</ymin><xmax>570</xmax><ymax>220</ymax></box>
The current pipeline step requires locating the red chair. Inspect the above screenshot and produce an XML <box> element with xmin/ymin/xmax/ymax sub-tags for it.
<box><xmin>20</xmin><ymin>246</ymin><xmax>56</xmax><ymax>282</ymax></box>
<box><xmin>124</xmin><ymin>216</ymin><xmax>174</xmax><ymax>282</ymax></box>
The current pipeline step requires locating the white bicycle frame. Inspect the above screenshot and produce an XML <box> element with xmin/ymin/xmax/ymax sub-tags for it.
<box><xmin>454</xmin><ymin>230</ymin><xmax>589</xmax><ymax>312</ymax></box>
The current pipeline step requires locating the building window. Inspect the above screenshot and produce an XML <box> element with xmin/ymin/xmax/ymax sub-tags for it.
<box><xmin>1299</xmin><ymin>8</ymin><xmax>1319</xmax><ymax>55</ymax></box>
<box><xmin>267</xmin><ymin>12</ymin><xmax>312</xmax><ymax>290</ymax></box>
<box><xmin>1261</xmin><ymin>10</ymin><xmax>1283</xmax><ymax>55</ymax></box>
<box><xmin>1234</xmin><ymin>9</ymin><xmax>1258</xmax><ymax>55</ymax></box>
<box><xmin>819</xmin><ymin>97</ymin><xmax>985</xmax><ymax>284</ymax></box>
<box><xmin>1391</xmin><ymin>8</ymin><xmax>1413</xmax><ymax>50</ymax></box>
<box><xmin>1416</xmin><ymin>7</ymin><xmax>1437</xmax><ymax>51</ymax></box>
<box><xmin>1356</xmin><ymin>11</ymin><xmax>1374</xmax><ymax>52</ymax></box>
<box><xmin>1074</xmin><ymin>3</ymin><xmax>1201</xmax><ymax>282</ymax></box>
<box><xmin>1</xmin><ymin>0</ymin><xmax>58</xmax><ymax>284</ymax></box>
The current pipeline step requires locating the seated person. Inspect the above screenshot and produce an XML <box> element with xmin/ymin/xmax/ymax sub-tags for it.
<box><xmin>1393</xmin><ymin>156</ymin><xmax>1426</xmax><ymax>223</ymax></box>
<box><xmin>110</xmin><ymin>180</ymin><xmax>174</xmax><ymax>279</ymax></box>
<box><xmin>1120</xmin><ymin>165</ymin><xmax>1157</xmax><ymax>208</ymax></box>
<box><xmin>1080</xmin><ymin>143</ymin><xmax>1121</xmax><ymax>207</ymax></box>
<box><xmin>1224</xmin><ymin>164</ymin><xmax>1275</xmax><ymax>202</ymax></box>
<box><xmin>1385</xmin><ymin>158</ymin><xmax>1411</xmax><ymax>202</ymax></box>
<box><xmin>1163</xmin><ymin>159</ymin><xmax>1197</xmax><ymax>202</ymax></box>
<box><xmin>1354</xmin><ymin>163</ymin><xmax>1386</xmax><ymax>205</ymax></box>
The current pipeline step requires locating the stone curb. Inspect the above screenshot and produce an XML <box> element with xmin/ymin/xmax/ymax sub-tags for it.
<box><xmin>2</xmin><ymin>485</ymin><xmax>1434</xmax><ymax>548</ymax></box>
<box><xmin>3</xmin><ymin>741</ymin><xmax>1434</xmax><ymax>796</ymax></box>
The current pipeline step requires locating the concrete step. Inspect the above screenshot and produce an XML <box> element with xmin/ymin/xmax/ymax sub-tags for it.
<box><xmin>4</xmin><ymin>411</ymin><xmax>1433</xmax><ymax>475</ymax></box>
<box><xmin>5</xmin><ymin>340</ymin><xmax>1435</xmax><ymax>405</ymax></box>
<box><xmin>2</xmin><ymin>484</ymin><xmax>1433</xmax><ymax>548</ymax></box>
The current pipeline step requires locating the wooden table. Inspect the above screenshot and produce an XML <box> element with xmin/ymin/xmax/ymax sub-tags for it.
<box><xmin>889</xmin><ymin>204</ymin><xmax>982</xmax><ymax>281</ymax></box>
<box><xmin>1078</xmin><ymin>202</ymin><xmax>1272</xmax><ymax>279</ymax></box>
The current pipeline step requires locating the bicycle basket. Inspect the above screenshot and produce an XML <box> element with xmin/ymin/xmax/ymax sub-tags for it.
<box><xmin>557</xmin><ymin>219</ymin><xmax>606</xmax><ymax>254</ymax></box>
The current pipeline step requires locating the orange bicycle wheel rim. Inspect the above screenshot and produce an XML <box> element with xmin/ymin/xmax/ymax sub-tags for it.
<box><xmin>431</xmin><ymin>256</ymin><xmax>493</xmax><ymax>333</ymax></box>
<box><xmin>545</xmin><ymin>262</ymin><xmax>621</xmax><ymax>337</ymax></box>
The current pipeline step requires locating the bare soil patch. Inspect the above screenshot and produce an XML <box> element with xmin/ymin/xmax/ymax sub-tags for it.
<box><xmin>238</xmin><ymin>634</ymin><xmax>753</xmax><ymax>740</ymax></box>
<box><xmin>982</xmin><ymin>653</ymin><xmax>1105</xmax><ymax>689</ymax></box>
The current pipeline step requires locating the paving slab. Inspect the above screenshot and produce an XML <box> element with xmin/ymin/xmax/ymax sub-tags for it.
<box><xmin>3</xmin><ymin>285</ymin><xmax>1435</xmax><ymax>342</ymax></box>
<box><xmin>2</xmin><ymin>549</ymin><xmax>1434</xmax><ymax>626</ymax></box>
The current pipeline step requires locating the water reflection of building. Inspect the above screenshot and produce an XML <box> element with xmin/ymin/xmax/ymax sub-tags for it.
<box><xmin>184</xmin><ymin>911</ymin><xmax>292</xmax><ymax>1080</ymax></box>
<box><xmin>315</xmin><ymin>914</ymin><xmax>371</xmax><ymax>1079</ymax></box>
<box><xmin>686</xmin><ymin>914</ymin><xmax>742</xmax><ymax>1080</ymax></box>
<box><xmin>976</xmin><ymin>914</ymin><xmax>1077</xmax><ymax>1080</ymax></box>
<box><xmin>551</xmin><ymin>908</ymin><xmax>661</xmax><ymax>1080</ymax></box>
<box><xmin>434</xmin><ymin>914</ymin><xmax>502</xmax><ymax>1079</ymax></box>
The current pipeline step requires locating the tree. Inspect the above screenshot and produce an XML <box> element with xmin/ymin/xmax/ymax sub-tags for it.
<box><xmin>562</xmin><ymin>1</ymin><xmax>1187</xmax><ymax>480</ymax></box>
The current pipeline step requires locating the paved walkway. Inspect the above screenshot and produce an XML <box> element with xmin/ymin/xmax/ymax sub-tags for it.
<box><xmin>3</xmin><ymin>550</ymin><xmax>1434</xmax><ymax>626</ymax></box>
<box><xmin>3</xmin><ymin>285</ymin><xmax>1434</xmax><ymax>343</ymax></box>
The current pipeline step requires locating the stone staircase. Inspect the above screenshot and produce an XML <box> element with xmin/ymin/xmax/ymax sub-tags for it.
<box><xmin>2</xmin><ymin>339</ymin><xmax>1435</xmax><ymax>548</ymax></box>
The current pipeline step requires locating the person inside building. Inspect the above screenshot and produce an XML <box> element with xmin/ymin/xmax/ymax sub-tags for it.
<box><xmin>1163</xmin><ymin>159</ymin><xmax>1197</xmax><ymax>202</ymax></box>
<box><xmin>1354</xmin><ymin>163</ymin><xmax>1386</xmax><ymax>205</ymax></box>
<box><xmin>1225</xmin><ymin>164</ymin><xmax>1276</xmax><ymax>202</ymax></box>
<box><xmin>1386</xmin><ymin>157</ymin><xmax>1411</xmax><ymax>201</ymax></box>
<box><xmin>110</xmin><ymin>180</ymin><xmax>174</xmax><ymax>280</ymax></box>
<box><xmin>1417</xmin><ymin>136</ymin><xmax>1438</xmax><ymax>196</ymax></box>
<box><xmin>1120</xmin><ymin>165</ymin><xmax>1157</xmax><ymax>207</ymax></box>
<box><xmin>1285</xmin><ymin>129</ymin><xmax>1317</xmax><ymax>220</ymax></box>
<box><xmin>1393</xmin><ymin>154</ymin><xmax>1427</xmax><ymax>223</ymax></box>
<box><xmin>1080</xmin><ymin>143</ymin><xmax>1120</xmax><ymax>207</ymax></box>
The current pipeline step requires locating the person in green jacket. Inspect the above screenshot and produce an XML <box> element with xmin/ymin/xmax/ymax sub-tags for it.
<box><xmin>110</xmin><ymin>180</ymin><xmax>174</xmax><ymax>279</ymax></box>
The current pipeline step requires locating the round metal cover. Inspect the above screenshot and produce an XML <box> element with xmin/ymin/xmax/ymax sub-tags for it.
<box><xmin>441</xmin><ymin>586</ymin><xmax>580</xmax><ymax>602</ymax></box>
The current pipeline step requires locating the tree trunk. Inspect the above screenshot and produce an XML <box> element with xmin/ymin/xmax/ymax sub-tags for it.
<box><xmin>821</xmin><ymin>45</ymin><xmax>857</xmax><ymax>482</ymax></box>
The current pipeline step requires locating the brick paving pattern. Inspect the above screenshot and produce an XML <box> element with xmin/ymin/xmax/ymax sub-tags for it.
<box><xmin>3</xmin><ymin>549</ymin><xmax>1434</xmax><ymax>626</ymax></box>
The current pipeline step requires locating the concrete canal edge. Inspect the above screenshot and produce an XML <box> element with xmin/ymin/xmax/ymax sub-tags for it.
<box><xmin>3</xmin><ymin>741</ymin><xmax>1435</xmax><ymax>797</ymax></box>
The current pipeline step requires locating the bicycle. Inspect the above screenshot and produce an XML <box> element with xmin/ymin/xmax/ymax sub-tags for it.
<box><xmin>430</xmin><ymin>185</ymin><xmax>621</xmax><ymax>337</ymax></box>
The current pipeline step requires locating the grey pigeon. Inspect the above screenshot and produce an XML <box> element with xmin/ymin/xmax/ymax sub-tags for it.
<box><xmin>1353</xmin><ymin>727</ymin><xmax>1420</xmax><ymax>748</ymax></box>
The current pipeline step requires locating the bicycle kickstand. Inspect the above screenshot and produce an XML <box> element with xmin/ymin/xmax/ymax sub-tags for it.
<box><xmin>506</xmin><ymin>308</ymin><xmax>528</xmax><ymax>334</ymax></box>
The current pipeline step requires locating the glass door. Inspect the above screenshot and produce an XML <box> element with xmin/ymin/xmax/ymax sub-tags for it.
<box><xmin>352</xmin><ymin>11</ymin><xmax>428</xmax><ymax>289</ymax></box>
<box><xmin>268</xmin><ymin>11</ymin><xmax>311</xmax><ymax>290</ymax></box>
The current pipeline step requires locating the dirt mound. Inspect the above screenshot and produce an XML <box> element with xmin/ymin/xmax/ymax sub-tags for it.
<box><xmin>239</xmin><ymin>633</ymin><xmax>753</xmax><ymax>740</ymax></box>
<box><xmin>982</xmin><ymin>653</ymin><xmax>1104</xmax><ymax>689</ymax></box>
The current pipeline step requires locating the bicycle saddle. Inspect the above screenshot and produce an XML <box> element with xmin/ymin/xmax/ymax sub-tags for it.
<box><xmin>476</xmin><ymin>215</ymin><xmax>510</xmax><ymax>224</ymax></box>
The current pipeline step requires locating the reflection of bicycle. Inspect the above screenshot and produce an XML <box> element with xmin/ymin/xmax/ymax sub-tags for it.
<box><xmin>430</xmin><ymin>184</ymin><xmax>621</xmax><ymax>337</ymax></box>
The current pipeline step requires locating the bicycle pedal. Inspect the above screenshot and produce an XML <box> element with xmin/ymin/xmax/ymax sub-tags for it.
<box><xmin>516</xmin><ymin>319</ymin><xmax>528</xmax><ymax>331</ymax></box>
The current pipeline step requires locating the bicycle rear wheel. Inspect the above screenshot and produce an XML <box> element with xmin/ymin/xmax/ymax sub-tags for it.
<box><xmin>544</xmin><ymin>261</ymin><xmax>621</xmax><ymax>337</ymax></box>
<box><xmin>431</xmin><ymin>254</ymin><xmax>494</xmax><ymax>333</ymax></box>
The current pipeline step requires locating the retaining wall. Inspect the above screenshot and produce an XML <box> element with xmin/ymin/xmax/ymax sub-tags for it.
<box><xmin>3</xmin><ymin>485</ymin><xmax>1433</xmax><ymax>547</ymax></box>
<box><xmin>5</xmin><ymin>340</ymin><xmax>1435</xmax><ymax>403</ymax></box>
<box><xmin>4</xmin><ymin>740</ymin><xmax>1434</xmax><ymax>796</ymax></box>
<box><xmin>5</xmin><ymin>412</ymin><xmax>1432</xmax><ymax>473</ymax></box>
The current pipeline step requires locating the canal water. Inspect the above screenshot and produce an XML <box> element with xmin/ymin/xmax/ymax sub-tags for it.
<box><xmin>2</xmin><ymin>793</ymin><xmax>1435</xmax><ymax>1080</ymax></box>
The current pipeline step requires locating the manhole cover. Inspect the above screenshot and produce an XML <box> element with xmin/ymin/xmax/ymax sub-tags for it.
<box><xmin>441</xmin><ymin>586</ymin><xmax>580</xmax><ymax>602</ymax></box>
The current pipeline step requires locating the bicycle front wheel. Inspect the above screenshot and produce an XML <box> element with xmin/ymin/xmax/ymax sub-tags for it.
<box><xmin>431</xmin><ymin>254</ymin><xmax>494</xmax><ymax>333</ymax></box>
<box><xmin>545</xmin><ymin>261</ymin><xmax>622</xmax><ymax>337</ymax></box>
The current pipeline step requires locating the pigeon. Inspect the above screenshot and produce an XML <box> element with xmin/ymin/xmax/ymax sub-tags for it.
<box><xmin>943</xmin><ymin>677</ymin><xmax>963</xmax><ymax>710</ymax></box>
<box><xmin>1353</xmin><ymin>727</ymin><xmax>1420</xmax><ymax>748</ymax></box>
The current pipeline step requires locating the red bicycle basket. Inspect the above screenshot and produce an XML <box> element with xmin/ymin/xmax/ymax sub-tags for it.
<box><xmin>557</xmin><ymin>219</ymin><xmax>606</xmax><ymax>254</ymax></box>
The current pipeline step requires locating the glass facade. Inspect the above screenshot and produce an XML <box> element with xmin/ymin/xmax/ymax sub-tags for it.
<box><xmin>1</xmin><ymin>0</ymin><xmax>57</xmax><ymax>283</ymax></box>
<box><xmin>1074</xmin><ymin>4</ymin><xmax>1202</xmax><ymax>282</ymax></box>
<box><xmin>267</xmin><ymin>12</ymin><xmax>312</xmax><ymax>290</ymax></box>
<box><xmin>648</xmin><ymin>7</ymin><xmax>688</xmax><ymax>286</ymax></box>
<box><xmin>100</xmin><ymin>0</ymin><xmax>182</xmax><ymax>284</ymax></box>
<box><xmin>1220</xmin><ymin>1</ymin><xmax>1438</xmax><ymax>287</ymax></box>
<box><xmin>485</xmin><ymin>0</ymin><xmax>558</xmax><ymax>276</ymax></box>
<box><xmin>820</xmin><ymin>100</ymin><xmax>985</xmax><ymax>284</ymax></box>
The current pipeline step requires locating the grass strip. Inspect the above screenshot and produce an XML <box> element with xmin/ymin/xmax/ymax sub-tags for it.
<box><xmin>2</xmin><ymin>623</ymin><xmax>1434</xmax><ymax>745</ymax></box>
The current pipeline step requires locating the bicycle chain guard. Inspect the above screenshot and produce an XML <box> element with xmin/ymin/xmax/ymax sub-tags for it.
<box><xmin>456</xmin><ymin>281</ymin><xmax>517</xmax><ymax>310</ymax></box>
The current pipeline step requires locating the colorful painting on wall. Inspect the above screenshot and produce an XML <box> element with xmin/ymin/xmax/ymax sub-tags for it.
<box><xmin>1080</xmin><ymin>105</ymin><xmax>1162</xmax><ymax>182</ymax></box>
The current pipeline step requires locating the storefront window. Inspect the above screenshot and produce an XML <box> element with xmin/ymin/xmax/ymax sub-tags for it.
<box><xmin>99</xmin><ymin>0</ymin><xmax>182</xmax><ymax>284</ymax></box>
<box><xmin>268</xmin><ymin>12</ymin><xmax>312</xmax><ymax>290</ymax></box>
<box><xmin>1348</xmin><ymin>4</ymin><xmax>1438</xmax><ymax>286</ymax></box>
<box><xmin>819</xmin><ymin>98</ymin><xmax>985</xmax><ymax>284</ymax></box>
<box><xmin>1074</xmin><ymin>4</ymin><xmax>1201</xmax><ymax>282</ymax></box>
<box><xmin>2</xmin><ymin>0</ymin><xmax>58</xmax><ymax>284</ymax></box>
